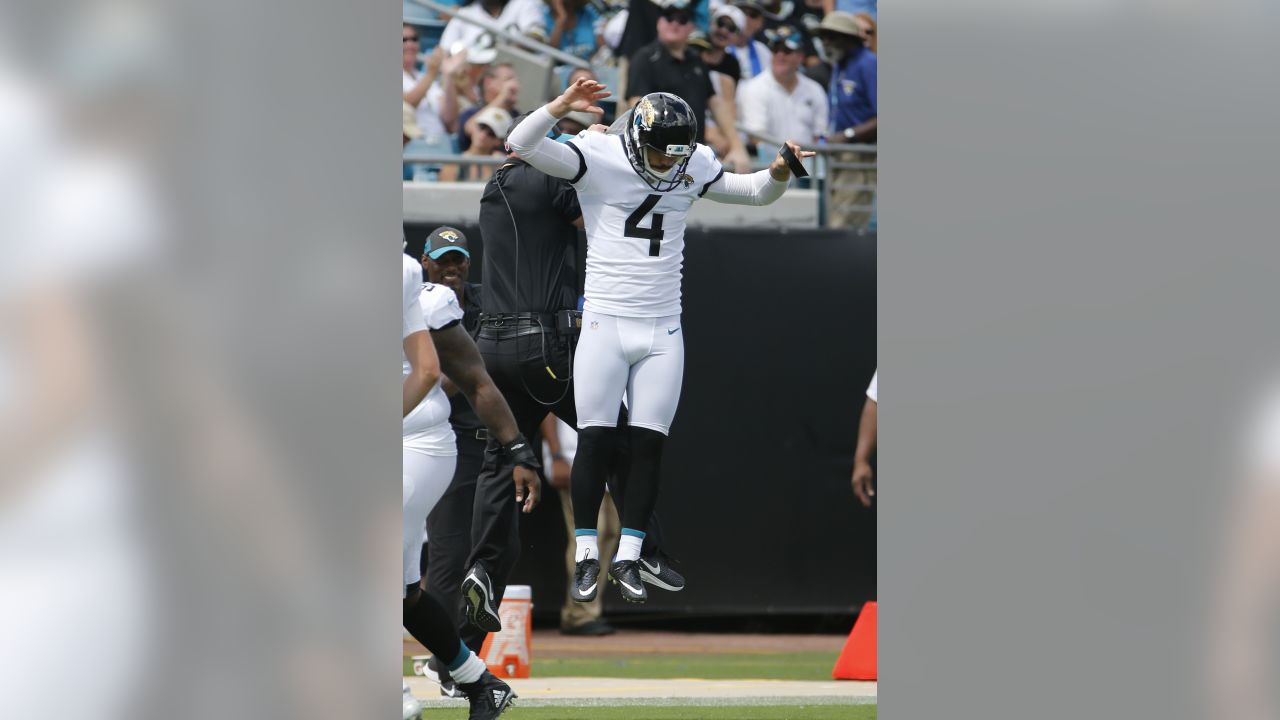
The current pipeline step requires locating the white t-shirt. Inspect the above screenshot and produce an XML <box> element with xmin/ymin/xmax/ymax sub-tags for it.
<box><xmin>438</xmin><ymin>0</ymin><xmax>546</xmax><ymax>52</ymax></box>
<box><xmin>403</xmin><ymin>282</ymin><xmax>465</xmax><ymax>453</ymax></box>
<box><xmin>738</xmin><ymin>70</ymin><xmax>829</xmax><ymax>145</ymax></box>
<box><xmin>402</xmin><ymin>71</ymin><xmax>448</xmax><ymax>142</ymax></box>
<box><xmin>727</xmin><ymin>40</ymin><xmax>772</xmax><ymax>82</ymax></box>
<box><xmin>566</xmin><ymin>130</ymin><xmax>725</xmax><ymax>317</ymax></box>
<box><xmin>866</xmin><ymin>370</ymin><xmax>877</xmax><ymax>403</ymax></box>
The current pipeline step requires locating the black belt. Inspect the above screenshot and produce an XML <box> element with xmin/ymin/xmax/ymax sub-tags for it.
<box><xmin>478</xmin><ymin>312</ymin><xmax>556</xmax><ymax>326</ymax></box>
<box><xmin>477</xmin><ymin>313</ymin><xmax>557</xmax><ymax>340</ymax></box>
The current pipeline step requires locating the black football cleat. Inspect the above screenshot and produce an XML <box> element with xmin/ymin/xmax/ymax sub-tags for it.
<box><xmin>457</xmin><ymin>671</ymin><xmax>517</xmax><ymax>720</ymax></box>
<box><xmin>609</xmin><ymin>559</ymin><xmax>648</xmax><ymax>603</ymax></box>
<box><xmin>638</xmin><ymin>550</ymin><xmax>685</xmax><ymax>592</ymax></box>
<box><xmin>570</xmin><ymin>558</ymin><xmax>601</xmax><ymax>602</ymax></box>
<box><xmin>462</xmin><ymin>563</ymin><xmax>502</xmax><ymax>633</ymax></box>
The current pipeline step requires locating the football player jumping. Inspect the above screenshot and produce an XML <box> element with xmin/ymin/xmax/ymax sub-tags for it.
<box><xmin>506</xmin><ymin>78</ymin><xmax>815</xmax><ymax>603</ymax></box>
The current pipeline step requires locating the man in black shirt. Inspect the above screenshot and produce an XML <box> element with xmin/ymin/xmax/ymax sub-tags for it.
<box><xmin>625</xmin><ymin>3</ymin><xmax>751</xmax><ymax>171</ymax></box>
<box><xmin>459</xmin><ymin>117</ymin><xmax>685</xmax><ymax>639</ymax></box>
<box><xmin>412</xmin><ymin>227</ymin><xmax>489</xmax><ymax>698</ymax></box>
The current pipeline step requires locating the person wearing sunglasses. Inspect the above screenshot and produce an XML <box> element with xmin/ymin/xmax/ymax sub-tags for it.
<box><xmin>625</xmin><ymin>4</ymin><xmax>751</xmax><ymax>172</ymax></box>
<box><xmin>402</xmin><ymin>24</ymin><xmax>448</xmax><ymax>143</ymax></box>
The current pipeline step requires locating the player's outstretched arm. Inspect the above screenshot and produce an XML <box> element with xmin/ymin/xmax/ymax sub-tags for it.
<box><xmin>507</xmin><ymin>77</ymin><xmax>612</xmax><ymax>181</ymax></box>
<box><xmin>702</xmin><ymin>140</ymin><xmax>818</xmax><ymax>206</ymax></box>
<box><xmin>431</xmin><ymin>323</ymin><xmax>542</xmax><ymax>511</ymax></box>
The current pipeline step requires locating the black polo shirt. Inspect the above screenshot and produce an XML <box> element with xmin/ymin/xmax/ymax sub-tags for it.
<box><xmin>478</xmin><ymin>157</ymin><xmax>582</xmax><ymax>315</ymax></box>
<box><xmin>626</xmin><ymin>41</ymin><xmax>717</xmax><ymax>142</ymax></box>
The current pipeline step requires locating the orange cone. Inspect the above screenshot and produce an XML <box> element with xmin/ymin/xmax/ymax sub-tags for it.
<box><xmin>478</xmin><ymin>585</ymin><xmax>533</xmax><ymax>678</ymax></box>
<box><xmin>832</xmin><ymin>601</ymin><xmax>877</xmax><ymax>680</ymax></box>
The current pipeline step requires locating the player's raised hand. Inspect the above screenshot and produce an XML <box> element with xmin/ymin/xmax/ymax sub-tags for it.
<box><xmin>549</xmin><ymin>77</ymin><xmax>611</xmax><ymax>118</ymax></box>
<box><xmin>769</xmin><ymin>140</ymin><xmax>818</xmax><ymax>181</ymax></box>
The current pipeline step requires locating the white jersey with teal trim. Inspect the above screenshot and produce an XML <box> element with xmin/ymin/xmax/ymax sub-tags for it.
<box><xmin>402</xmin><ymin>281</ymin><xmax>464</xmax><ymax>453</ymax></box>
<box><xmin>565</xmin><ymin>130</ymin><xmax>724</xmax><ymax>318</ymax></box>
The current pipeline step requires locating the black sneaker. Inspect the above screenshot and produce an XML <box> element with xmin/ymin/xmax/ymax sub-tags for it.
<box><xmin>608</xmin><ymin>559</ymin><xmax>647</xmax><ymax>603</ymax></box>
<box><xmin>457</xmin><ymin>671</ymin><xmax>517</xmax><ymax>720</ymax></box>
<box><xmin>570</xmin><ymin>558</ymin><xmax>601</xmax><ymax>602</ymax></box>
<box><xmin>639</xmin><ymin>550</ymin><xmax>685</xmax><ymax>592</ymax></box>
<box><xmin>425</xmin><ymin>655</ymin><xmax>464</xmax><ymax>699</ymax></box>
<box><xmin>461</xmin><ymin>563</ymin><xmax>502</xmax><ymax>633</ymax></box>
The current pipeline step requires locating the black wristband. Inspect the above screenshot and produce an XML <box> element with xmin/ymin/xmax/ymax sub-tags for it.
<box><xmin>501</xmin><ymin>434</ymin><xmax>542</xmax><ymax>471</ymax></box>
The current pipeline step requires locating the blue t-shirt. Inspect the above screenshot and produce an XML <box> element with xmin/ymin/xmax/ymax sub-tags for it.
<box><xmin>830</xmin><ymin>46</ymin><xmax>877</xmax><ymax>134</ymax></box>
<box><xmin>544</xmin><ymin>4</ymin><xmax>602</xmax><ymax>61</ymax></box>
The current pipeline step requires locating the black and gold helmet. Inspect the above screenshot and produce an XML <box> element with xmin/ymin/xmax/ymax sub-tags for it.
<box><xmin>624</xmin><ymin>92</ymin><xmax>698</xmax><ymax>192</ymax></box>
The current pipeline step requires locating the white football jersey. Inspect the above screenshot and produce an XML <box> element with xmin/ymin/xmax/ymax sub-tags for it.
<box><xmin>402</xmin><ymin>280</ymin><xmax>464</xmax><ymax>453</ymax></box>
<box><xmin>566</xmin><ymin>130</ymin><xmax>724</xmax><ymax>317</ymax></box>
<box><xmin>403</xmin><ymin>254</ymin><xmax>427</xmax><ymax>339</ymax></box>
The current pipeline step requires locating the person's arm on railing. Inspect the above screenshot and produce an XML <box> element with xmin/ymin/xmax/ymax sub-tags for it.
<box><xmin>508</xmin><ymin>77</ymin><xmax>612</xmax><ymax>180</ymax></box>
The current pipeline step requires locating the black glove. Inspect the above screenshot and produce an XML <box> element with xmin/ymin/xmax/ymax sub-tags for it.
<box><xmin>500</xmin><ymin>434</ymin><xmax>542</xmax><ymax>471</ymax></box>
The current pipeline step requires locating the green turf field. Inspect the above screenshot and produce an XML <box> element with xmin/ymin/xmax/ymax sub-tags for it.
<box><xmin>406</xmin><ymin>652</ymin><xmax>838</xmax><ymax>681</ymax></box>
<box><xmin>419</xmin><ymin>705</ymin><xmax>875</xmax><ymax>719</ymax></box>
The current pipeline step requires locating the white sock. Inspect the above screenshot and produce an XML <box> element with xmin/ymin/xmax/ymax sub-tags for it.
<box><xmin>449</xmin><ymin>650</ymin><xmax>486</xmax><ymax>685</ymax></box>
<box><xmin>616</xmin><ymin>532</ymin><xmax>644</xmax><ymax>562</ymax></box>
<box><xmin>575</xmin><ymin>532</ymin><xmax>599</xmax><ymax>562</ymax></box>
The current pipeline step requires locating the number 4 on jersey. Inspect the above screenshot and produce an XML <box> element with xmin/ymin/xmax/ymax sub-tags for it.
<box><xmin>624</xmin><ymin>194</ymin><xmax>665</xmax><ymax>257</ymax></box>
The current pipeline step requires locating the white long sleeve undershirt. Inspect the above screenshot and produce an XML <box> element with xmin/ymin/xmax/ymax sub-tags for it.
<box><xmin>507</xmin><ymin>105</ymin><xmax>789</xmax><ymax>206</ymax></box>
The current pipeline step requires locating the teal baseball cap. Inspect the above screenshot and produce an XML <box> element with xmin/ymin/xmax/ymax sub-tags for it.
<box><xmin>424</xmin><ymin>226</ymin><xmax>470</xmax><ymax>260</ymax></box>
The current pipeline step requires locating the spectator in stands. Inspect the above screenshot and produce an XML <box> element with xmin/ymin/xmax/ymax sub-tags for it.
<box><xmin>403</xmin><ymin>25</ymin><xmax>449</xmax><ymax>142</ymax></box>
<box><xmin>457</xmin><ymin>63</ymin><xmax>521</xmax><ymax>153</ymax></box>
<box><xmin>853</xmin><ymin>11</ymin><xmax>875</xmax><ymax>53</ymax></box>
<box><xmin>617</xmin><ymin>0</ymin><xmax>710</xmax><ymax>63</ymax></box>
<box><xmin>625</xmin><ymin>3</ymin><xmax>750</xmax><ymax>170</ymax></box>
<box><xmin>818</xmin><ymin>11</ymin><xmax>875</xmax><ymax>143</ymax></box>
<box><xmin>738</xmin><ymin>25</ymin><xmax>827</xmax><ymax>146</ymax></box>
<box><xmin>817</xmin><ymin>11</ymin><xmax>875</xmax><ymax>228</ymax></box>
<box><xmin>439</xmin><ymin>0</ymin><xmax>547</xmax><ymax>51</ymax></box>
<box><xmin>688</xmin><ymin>5</ymin><xmax>744</xmax><ymax>158</ymax></box>
<box><xmin>437</xmin><ymin>46</ymin><xmax>493</xmax><ymax>136</ymax></box>
<box><xmin>727</xmin><ymin>0</ymin><xmax>772</xmax><ymax>82</ymax></box>
<box><xmin>439</xmin><ymin>106</ymin><xmax>512</xmax><ymax>182</ymax></box>
<box><xmin>546</xmin><ymin>0</ymin><xmax>604</xmax><ymax>62</ymax></box>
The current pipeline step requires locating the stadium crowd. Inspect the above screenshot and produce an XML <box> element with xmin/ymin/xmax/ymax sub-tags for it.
<box><xmin>403</xmin><ymin>0</ymin><xmax>876</xmax><ymax>184</ymax></box>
